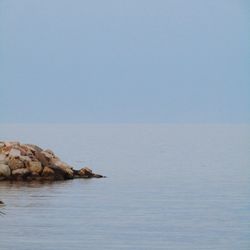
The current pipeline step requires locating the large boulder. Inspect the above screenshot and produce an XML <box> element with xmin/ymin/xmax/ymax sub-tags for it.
<box><xmin>78</xmin><ymin>167</ymin><xmax>104</xmax><ymax>178</ymax></box>
<box><xmin>27</xmin><ymin>161</ymin><xmax>42</xmax><ymax>175</ymax></box>
<box><xmin>12</xmin><ymin>168</ymin><xmax>30</xmax><ymax>176</ymax></box>
<box><xmin>8</xmin><ymin>157</ymin><xmax>24</xmax><ymax>170</ymax></box>
<box><xmin>20</xmin><ymin>155</ymin><xmax>32</xmax><ymax>167</ymax></box>
<box><xmin>78</xmin><ymin>167</ymin><xmax>94</xmax><ymax>178</ymax></box>
<box><xmin>8</xmin><ymin>148</ymin><xmax>21</xmax><ymax>157</ymax></box>
<box><xmin>0</xmin><ymin>164</ymin><xmax>11</xmax><ymax>180</ymax></box>
<box><xmin>0</xmin><ymin>154</ymin><xmax>8</xmax><ymax>164</ymax></box>
<box><xmin>34</xmin><ymin>151</ymin><xmax>49</xmax><ymax>166</ymax></box>
<box><xmin>41</xmin><ymin>166</ymin><xmax>55</xmax><ymax>180</ymax></box>
<box><xmin>11</xmin><ymin>168</ymin><xmax>31</xmax><ymax>181</ymax></box>
<box><xmin>0</xmin><ymin>145</ymin><xmax>12</xmax><ymax>155</ymax></box>
<box><xmin>51</xmin><ymin>159</ymin><xmax>74</xmax><ymax>179</ymax></box>
<box><xmin>48</xmin><ymin>165</ymin><xmax>66</xmax><ymax>180</ymax></box>
<box><xmin>41</xmin><ymin>166</ymin><xmax>54</xmax><ymax>176</ymax></box>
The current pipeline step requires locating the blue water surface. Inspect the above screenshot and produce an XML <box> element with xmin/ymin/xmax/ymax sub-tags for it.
<box><xmin>0</xmin><ymin>124</ymin><xmax>249</xmax><ymax>250</ymax></box>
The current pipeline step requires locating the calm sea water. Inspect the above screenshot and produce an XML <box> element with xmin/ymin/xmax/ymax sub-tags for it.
<box><xmin>0</xmin><ymin>124</ymin><xmax>250</xmax><ymax>250</ymax></box>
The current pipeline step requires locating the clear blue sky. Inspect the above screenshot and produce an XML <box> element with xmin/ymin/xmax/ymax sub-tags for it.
<box><xmin>0</xmin><ymin>0</ymin><xmax>249</xmax><ymax>123</ymax></box>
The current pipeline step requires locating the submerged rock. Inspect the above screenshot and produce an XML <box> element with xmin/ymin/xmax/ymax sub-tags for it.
<box><xmin>0</xmin><ymin>141</ymin><xmax>104</xmax><ymax>182</ymax></box>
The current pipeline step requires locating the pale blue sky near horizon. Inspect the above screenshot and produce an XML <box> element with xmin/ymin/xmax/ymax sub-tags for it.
<box><xmin>0</xmin><ymin>0</ymin><xmax>249</xmax><ymax>123</ymax></box>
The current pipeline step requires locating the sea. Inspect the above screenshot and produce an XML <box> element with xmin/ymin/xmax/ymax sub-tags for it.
<box><xmin>0</xmin><ymin>124</ymin><xmax>249</xmax><ymax>250</ymax></box>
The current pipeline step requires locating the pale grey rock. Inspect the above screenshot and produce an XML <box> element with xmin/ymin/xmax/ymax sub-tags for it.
<box><xmin>9</xmin><ymin>148</ymin><xmax>21</xmax><ymax>157</ymax></box>
<box><xmin>0</xmin><ymin>163</ymin><xmax>11</xmax><ymax>180</ymax></box>
<box><xmin>0</xmin><ymin>154</ymin><xmax>7</xmax><ymax>164</ymax></box>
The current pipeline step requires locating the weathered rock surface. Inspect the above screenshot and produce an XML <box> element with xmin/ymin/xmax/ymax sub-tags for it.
<box><xmin>0</xmin><ymin>164</ymin><xmax>11</xmax><ymax>180</ymax></box>
<box><xmin>27</xmin><ymin>161</ymin><xmax>42</xmax><ymax>174</ymax></box>
<box><xmin>0</xmin><ymin>141</ymin><xmax>105</xmax><ymax>182</ymax></box>
<box><xmin>8</xmin><ymin>157</ymin><xmax>24</xmax><ymax>170</ymax></box>
<box><xmin>0</xmin><ymin>154</ymin><xmax>8</xmax><ymax>164</ymax></box>
<box><xmin>12</xmin><ymin>168</ymin><xmax>30</xmax><ymax>176</ymax></box>
<box><xmin>41</xmin><ymin>166</ymin><xmax>55</xmax><ymax>181</ymax></box>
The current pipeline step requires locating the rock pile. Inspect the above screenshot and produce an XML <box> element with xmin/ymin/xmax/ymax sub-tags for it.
<box><xmin>0</xmin><ymin>141</ymin><xmax>104</xmax><ymax>181</ymax></box>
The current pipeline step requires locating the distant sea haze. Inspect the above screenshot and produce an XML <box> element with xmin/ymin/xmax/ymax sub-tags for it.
<box><xmin>0</xmin><ymin>124</ymin><xmax>250</xmax><ymax>250</ymax></box>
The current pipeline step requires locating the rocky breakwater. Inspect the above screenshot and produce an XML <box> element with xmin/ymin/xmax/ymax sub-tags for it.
<box><xmin>0</xmin><ymin>141</ymin><xmax>104</xmax><ymax>181</ymax></box>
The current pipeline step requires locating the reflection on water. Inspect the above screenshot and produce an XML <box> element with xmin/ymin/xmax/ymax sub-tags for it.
<box><xmin>0</xmin><ymin>124</ymin><xmax>250</xmax><ymax>250</ymax></box>
<box><xmin>0</xmin><ymin>206</ymin><xmax>5</xmax><ymax>215</ymax></box>
<box><xmin>0</xmin><ymin>200</ymin><xmax>5</xmax><ymax>215</ymax></box>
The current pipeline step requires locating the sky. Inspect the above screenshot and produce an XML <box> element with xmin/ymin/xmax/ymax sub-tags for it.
<box><xmin>0</xmin><ymin>0</ymin><xmax>249</xmax><ymax>123</ymax></box>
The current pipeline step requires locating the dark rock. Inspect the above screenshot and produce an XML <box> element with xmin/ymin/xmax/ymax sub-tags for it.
<box><xmin>51</xmin><ymin>159</ymin><xmax>74</xmax><ymax>179</ymax></box>
<box><xmin>49</xmin><ymin>164</ymin><xmax>68</xmax><ymax>180</ymax></box>
<box><xmin>11</xmin><ymin>168</ymin><xmax>31</xmax><ymax>181</ymax></box>
<box><xmin>8</xmin><ymin>148</ymin><xmax>21</xmax><ymax>157</ymax></box>
<box><xmin>41</xmin><ymin>166</ymin><xmax>55</xmax><ymax>181</ymax></box>
<box><xmin>93</xmin><ymin>174</ymin><xmax>105</xmax><ymax>178</ymax></box>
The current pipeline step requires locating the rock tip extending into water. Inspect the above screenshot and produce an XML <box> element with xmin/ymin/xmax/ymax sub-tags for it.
<box><xmin>0</xmin><ymin>141</ymin><xmax>105</xmax><ymax>182</ymax></box>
